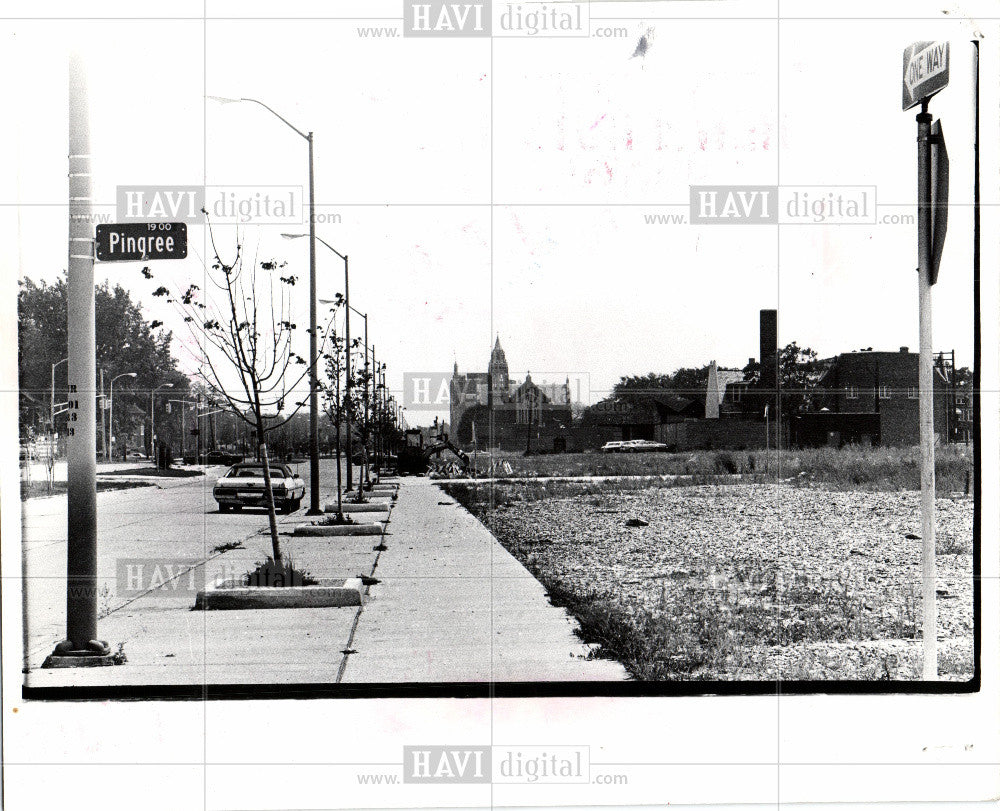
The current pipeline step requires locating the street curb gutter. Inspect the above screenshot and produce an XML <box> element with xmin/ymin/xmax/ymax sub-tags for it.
<box><xmin>326</xmin><ymin>502</ymin><xmax>391</xmax><ymax>514</ymax></box>
<box><xmin>293</xmin><ymin>523</ymin><xmax>384</xmax><ymax>537</ymax></box>
<box><xmin>193</xmin><ymin>577</ymin><xmax>364</xmax><ymax>609</ymax></box>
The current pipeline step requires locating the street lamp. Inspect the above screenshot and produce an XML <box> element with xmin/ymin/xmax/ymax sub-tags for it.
<box><xmin>347</xmin><ymin>306</ymin><xmax>370</xmax><ymax>489</ymax></box>
<box><xmin>108</xmin><ymin>372</ymin><xmax>137</xmax><ymax>461</ymax></box>
<box><xmin>50</xmin><ymin>357</ymin><xmax>69</xmax><ymax>444</ymax></box>
<box><xmin>150</xmin><ymin>383</ymin><xmax>174</xmax><ymax>467</ymax></box>
<box><xmin>168</xmin><ymin>399</ymin><xmax>198</xmax><ymax>460</ymax></box>
<box><xmin>282</xmin><ymin>232</ymin><xmax>353</xmax><ymax>500</ymax></box>
<box><xmin>210</xmin><ymin>95</ymin><xmax>320</xmax><ymax>513</ymax></box>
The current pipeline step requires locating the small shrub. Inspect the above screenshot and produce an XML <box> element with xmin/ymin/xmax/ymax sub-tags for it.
<box><xmin>714</xmin><ymin>452</ymin><xmax>740</xmax><ymax>475</ymax></box>
<box><xmin>112</xmin><ymin>642</ymin><xmax>128</xmax><ymax>665</ymax></box>
<box><xmin>937</xmin><ymin>532</ymin><xmax>971</xmax><ymax>555</ymax></box>
<box><xmin>243</xmin><ymin>556</ymin><xmax>317</xmax><ymax>587</ymax></box>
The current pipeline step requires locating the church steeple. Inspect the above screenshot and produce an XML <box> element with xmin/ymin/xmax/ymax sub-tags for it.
<box><xmin>488</xmin><ymin>335</ymin><xmax>509</xmax><ymax>392</ymax></box>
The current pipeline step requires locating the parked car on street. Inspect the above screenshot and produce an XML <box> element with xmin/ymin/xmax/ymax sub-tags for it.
<box><xmin>183</xmin><ymin>449</ymin><xmax>243</xmax><ymax>466</ymax></box>
<box><xmin>601</xmin><ymin>439</ymin><xmax>670</xmax><ymax>453</ymax></box>
<box><xmin>623</xmin><ymin>439</ymin><xmax>670</xmax><ymax>453</ymax></box>
<box><xmin>213</xmin><ymin>462</ymin><xmax>305</xmax><ymax>514</ymax></box>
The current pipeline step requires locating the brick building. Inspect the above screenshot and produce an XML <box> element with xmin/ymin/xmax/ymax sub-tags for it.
<box><xmin>791</xmin><ymin>347</ymin><xmax>955</xmax><ymax>447</ymax></box>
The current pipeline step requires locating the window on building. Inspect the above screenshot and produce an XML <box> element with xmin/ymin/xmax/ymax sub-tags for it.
<box><xmin>955</xmin><ymin>393</ymin><xmax>966</xmax><ymax>405</ymax></box>
<box><xmin>732</xmin><ymin>386</ymin><xmax>741</xmax><ymax>403</ymax></box>
<box><xmin>878</xmin><ymin>385</ymin><xmax>892</xmax><ymax>399</ymax></box>
<box><xmin>846</xmin><ymin>386</ymin><xmax>858</xmax><ymax>400</ymax></box>
<box><xmin>907</xmin><ymin>386</ymin><xmax>918</xmax><ymax>399</ymax></box>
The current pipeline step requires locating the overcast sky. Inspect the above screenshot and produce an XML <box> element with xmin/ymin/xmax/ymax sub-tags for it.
<box><xmin>1</xmin><ymin>1</ymin><xmax>982</xmax><ymax>425</ymax></box>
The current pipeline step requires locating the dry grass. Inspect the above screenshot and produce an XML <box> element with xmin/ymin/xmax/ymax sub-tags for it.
<box><xmin>442</xmin><ymin>467</ymin><xmax>973</xmax><ymax>681</ymax></box>
<box><xmin>484</xmin><ymin>444</ymin><xmax>973</xmax><ymax>494</ymax></box>
<box><xmin>450</xmin><ymin>518</ymin><xmax>921</xmax><ymax>681</ymax></box>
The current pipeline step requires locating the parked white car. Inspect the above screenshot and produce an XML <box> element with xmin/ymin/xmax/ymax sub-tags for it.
<box><xmin>623</xmin><ymin>439</ymin><xmax>670</xmax><ymax>453</ymax></box>
<box><xmin>213</xmin><ymin>462</ymin><xmax>304</xmax><ymax>514</ymax></box>
<box><xmin>601</xmin><ymin>441</ymin><xmax>627</xmax><ymax>453</ymax></box>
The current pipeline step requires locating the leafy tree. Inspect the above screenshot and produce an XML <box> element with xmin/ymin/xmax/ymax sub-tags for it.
<box><xmin>613</xmin><ymin>364</ymin><xmax>712</xmax><ymax>397</ymax></box>
<box><xmin>18</xmin><ymin>275</ymin><xmax>188</xmax><ymax>448</ymax></box>
<box><xmin>744</xmin><ymin>341</ymin><xmax>826</xmax><ymax>412</ymax></box>
<box><xmin>952</xmin><ymin>365</ymin><xmax>972</xmax><ymax>389</ymax></box>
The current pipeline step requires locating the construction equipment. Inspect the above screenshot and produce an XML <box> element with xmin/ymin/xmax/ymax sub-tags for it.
<box><xmin>397</xmin><ymin>428</ymin><xmax>470</xmax><ymax>476</ymax></box>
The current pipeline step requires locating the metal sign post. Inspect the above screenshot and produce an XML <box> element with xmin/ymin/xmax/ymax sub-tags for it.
<box><xmin>915</xmin><ymin>103</ymin><xmax>937</xmax><ymax>680</ymax></box>
<box><xmin>904</xmin><ymin>40</ymin><xmax>950</xmax><ymax>680</ymax></box>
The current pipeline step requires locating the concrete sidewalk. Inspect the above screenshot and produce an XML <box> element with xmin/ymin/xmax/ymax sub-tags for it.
<box><xmin>24</xmin><ymin>474</ymin><xmax>626</xmax><ymax>688</ymax></box>
<box><xmin>340</xmin><ymin>478</ymin><xmax>628</xmax><ymax>682</ymax></box>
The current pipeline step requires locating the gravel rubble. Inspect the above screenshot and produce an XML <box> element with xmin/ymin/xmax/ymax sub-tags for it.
<box><xmin>479</xmin><ymin>483</ymin><xmax>973</xmax><ymax>681</ymax></box>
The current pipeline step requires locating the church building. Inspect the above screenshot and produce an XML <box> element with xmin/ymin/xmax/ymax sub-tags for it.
<box><xmin>449</xmin><ymin>337</ymin><xmax>572</xmax><ymax>448</ymax></box>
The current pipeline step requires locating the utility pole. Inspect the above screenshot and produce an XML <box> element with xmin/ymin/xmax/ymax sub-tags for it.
<box><xmin>98</xmin><ymin>367</ymin><xmax>106</xmax><ymax>460</ymax></box>
<box><xmin>43</xmin><ymin>55</ymin><xmax>116</xmax><ymax>667</ymax></box>
<box><xmin>344</xmin><ymin>255</ymin><xmax>353</xmax><ymax>492</ymax></box>
<box><xmin>370</xmin><ymin>344</ymin><xmax>377</xmax><ymax>476</ymax></box>
<box><xmin>307</xmin><ymin>131</ymin><xmax>319</xmax><ymax>513</ymax></box>
<box><xmin>366</xmin><ymin>342</ymin><xmax>372</xmax><ymax>484</ymax></box>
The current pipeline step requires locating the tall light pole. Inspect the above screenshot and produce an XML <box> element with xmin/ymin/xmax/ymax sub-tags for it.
<box><xmin>150</xmin><ymin>383</ymin><xmax>173</xmax><ymax>467</ymax></box>
<box><xmin>367</xmin><ymin>350</ymin><xmax>386</xmax><ymax>474</ymax></box>
<box><xmin>209</xmin><ymin>95</ymin><xmax>319</xmax><ymax>512</ymax></box>
<box><xmin>349</xmin><ymin>306</ymin><xmax>369</xmax><ymax>489</ymax></box>
<box><xmin>282</xmin><ymin>232</ymin><xmax>351</xmax><ymax>500</ymax></box>
<box><xmin>50</xmin><ymin>356</ymin><xmax>68</xmax><ymax>445</ymax></box>
<box><xmin>44</xmin><ymin>55</ymin><xmax>112</xmax><ymax>667</ymax></box>
<box><xmin>168</xmin><ymin>399</ymin><xmax>197</xmax><ymax>460</ymax></box>
<box><xmin>108</xmin><ymin>372</ymin><xmax>137</xmax><ymax>461</ymax></box>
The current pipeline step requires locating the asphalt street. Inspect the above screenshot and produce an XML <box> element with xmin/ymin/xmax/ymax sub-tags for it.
<box><xmin>22</xmin><ymin>459</ymin><xmax>626</xmax><ymax>686</ymax></box>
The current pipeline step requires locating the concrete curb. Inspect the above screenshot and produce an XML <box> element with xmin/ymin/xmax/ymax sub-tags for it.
<box><xmin>194</xmin><ymin>577</ymin><xmax>364</xmax><ymax>609</ymax></box>
<box><xmin>326</xmin><ymin>502</ymin><xmax>392</xmax><ymax>514</ymax></box>
<box><xmin>293</xmin><ymin>522</ymin><xmax>384</xmax><ymax>537</ymax></box>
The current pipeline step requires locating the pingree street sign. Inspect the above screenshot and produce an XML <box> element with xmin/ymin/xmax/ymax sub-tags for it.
<box><xmin>902</xmin><ymin>41</ymin><xmax>949</xmax><ymax>110</ymax></box>
<box><xmin>95</xmin><ymin>222</ymin><xmax>188</xmax><ymax>262</ymax></box>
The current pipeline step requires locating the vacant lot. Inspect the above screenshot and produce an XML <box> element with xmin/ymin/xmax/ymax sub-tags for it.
<box><xmin>471</xmin><ymin>444</ymin><xmax>973</xmax><ymax>495</ymax></box>
<box><xmin>443</xmin><ymin>478</ymin><xmax>974</xmax><ymax>681</ymax></box>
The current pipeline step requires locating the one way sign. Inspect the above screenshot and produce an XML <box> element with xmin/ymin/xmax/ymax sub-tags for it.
<box><xmin>902</xmin><ymin>41</ymin><xmax>949</xmax><ymax>110</ymax></box>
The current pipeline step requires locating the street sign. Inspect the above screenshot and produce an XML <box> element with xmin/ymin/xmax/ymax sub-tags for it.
<box><xmin>95</xmin><ymin>222</ymin><xmax>188</xmax><ymax>262</ymax></box>
<box><xmin>930</xmin><ymin>119</ymin><xmax>949</xmax><ymax>284</ymax></box>
<box><xmin>902</xmin><ymin>41</ymin><xmax>949</xmax><ymax>110</ymax></box>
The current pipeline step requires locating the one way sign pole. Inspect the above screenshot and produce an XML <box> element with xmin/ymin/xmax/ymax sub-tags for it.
<box><xmin>916</xmin><ymin>101</ymin><xmax>937</xmax><ymax>681</ymax></box>
<box><xmin>905</xmin><ymin>40</ymin><xmax>949</xmax><ymax>681</ymax></box>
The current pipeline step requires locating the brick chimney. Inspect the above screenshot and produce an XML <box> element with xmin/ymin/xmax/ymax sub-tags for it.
<box><xmin>759</xmin><ymin>309</ymin><xmax>778</xmax><ymax>394</ymax></box>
